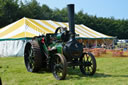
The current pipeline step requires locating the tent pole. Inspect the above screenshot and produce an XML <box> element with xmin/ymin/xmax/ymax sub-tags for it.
<box><xmin>96</xmin><ymin>40</ymin><xmax>97</xmax><ymax>48</ymax></box>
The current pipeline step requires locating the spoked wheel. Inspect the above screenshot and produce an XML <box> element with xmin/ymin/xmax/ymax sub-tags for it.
<box><xmin>24</xmin><ymin>41</ymin><xmax>44</xmax><ymax>72</ymax></box>
<box><xmin>80</xmin><ymin>52</ymin><xmax>96</xmax><ymax>76</ymax></box>
<box><xmin>24</xmin><ymin>43</ymin><xmax>34</xmax><ymax>72</ymax></box>
<box><xmin>51</xmin><ymin>53</ymin><xmax>67</xmax><ymax>80</ymax></box>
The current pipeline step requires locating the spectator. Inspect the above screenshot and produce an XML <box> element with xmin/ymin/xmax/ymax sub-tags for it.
<box><xmin>101</xmin><ymin>43</ymin><xmax>105</xmax><ymax>48</ymax></box>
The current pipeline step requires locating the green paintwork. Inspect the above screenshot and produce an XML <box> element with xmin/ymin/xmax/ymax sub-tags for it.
<box><xmin>56</xmin><ymin>33</ymin><xmax>62</xmax><ymax>40</ymax></box>
<box><xmin>42</xmin><ymin>43</ymin><xmax>49</xmax><ymax>54</ymax></box>
<box><xmin>48</xmin><ymin>42</ymin><xmax>63</xmax><ymax>54</ymax></box>
<box><xmin>37</xmin><ymin>37</ymin><xmax>49</xmax><ymax>55</ymax></box>
<box><xmin>56</xmin><ymin>43</ymin><xmax>63</xmax><ymax>54</ymax></box>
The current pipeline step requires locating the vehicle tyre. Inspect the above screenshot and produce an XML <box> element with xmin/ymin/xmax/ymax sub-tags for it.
<box><xmin>80</xmin><ymin>52</ymin><xmax>96</xmax><ymax>76</ymax></box>
<box><xmin>51</xmin><ymin>53</ymin><xmax>67</xmax><ymax>80</ymax></box>
<box><xmin>24</xmin><ymin>40</ymin><xmax>46</xmax><ymax>72</ymax></box>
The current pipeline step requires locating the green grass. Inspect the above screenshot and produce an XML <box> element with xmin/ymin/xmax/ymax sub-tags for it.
<box><xmin>1</xmin><ymin>56</ymin><xmax>128</xmax><ymax>85</ymax></box>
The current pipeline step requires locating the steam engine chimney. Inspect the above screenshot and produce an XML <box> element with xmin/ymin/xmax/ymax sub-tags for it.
<box><xmin>67</xmin><ymin>4</ymin><xmax>75</xmax><ymax>39</ymax></box>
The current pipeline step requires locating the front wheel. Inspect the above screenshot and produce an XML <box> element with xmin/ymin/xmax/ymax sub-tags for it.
<box><xmin>80</xmin><ymin>52</ymin><xmax>96</xmax><ymax>76</ymax></box>
<box><xmin>51</xmin><ymin>53</ymin><xmax>67</xmax><ymax>80</ymax></box>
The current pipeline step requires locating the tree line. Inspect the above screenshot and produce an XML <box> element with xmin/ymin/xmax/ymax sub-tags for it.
<box><xmin>0</xmin><ymin>0</ymin><xmax>128</xmax><ymax>39</ymax></box>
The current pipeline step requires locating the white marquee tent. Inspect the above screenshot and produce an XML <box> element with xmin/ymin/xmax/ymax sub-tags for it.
<box><xmin>0</xmin><ymin>17</ymin><xmax>114</xmax><ymax>57</ymax></box>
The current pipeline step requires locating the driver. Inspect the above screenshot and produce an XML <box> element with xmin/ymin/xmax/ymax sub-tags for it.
<box><xmin>61</xmin><ymin>27</ymin><xmax>70</xmax><ymax>42</ymax></box>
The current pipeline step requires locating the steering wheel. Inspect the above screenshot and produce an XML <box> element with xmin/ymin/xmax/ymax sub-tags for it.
<box><xmin>55</xmin><ymin>27</ymin><xmax>70</xmax><ymax>42</ymax></box>
<box><xmin>55</xmin><ymin>27</ymin><xmax>62</xmax><ymax>34</ymax></box>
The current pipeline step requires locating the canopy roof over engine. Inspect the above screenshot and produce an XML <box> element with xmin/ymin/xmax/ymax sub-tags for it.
<box><xmin>0</xmin><ymin>17</ymin><xmax>115</xmax><ymax>41</ymax></box>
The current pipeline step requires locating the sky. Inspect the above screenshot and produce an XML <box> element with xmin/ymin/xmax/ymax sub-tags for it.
<box><xmin>34</xmin><ymin>0</ymin><xmax>128</xmax><ymax>20</ymax></box>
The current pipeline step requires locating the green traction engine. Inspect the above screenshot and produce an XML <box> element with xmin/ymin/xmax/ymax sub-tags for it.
<box><xmin>24</xmin><ymin>4</ymin><xmax>97</xmax><ymax>80</ymax></box>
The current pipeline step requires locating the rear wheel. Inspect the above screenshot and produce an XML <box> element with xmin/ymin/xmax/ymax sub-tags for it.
<box><xmin>51</xmin><ymin>53</ymin><xmax>67</xmax><ymax>80</ymax></box>
<box><xmin>24</xmin><ymin>41</ymin><xmax>45</xmax><ymax>72</ymax></box>
<box><xmin>80</xmin><ymin>52</ymin><xmax>96</xmax><ymax>76</ymax></box>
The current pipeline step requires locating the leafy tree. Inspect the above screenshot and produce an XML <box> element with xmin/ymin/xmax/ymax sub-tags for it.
<box><xmin>40</xmin><ymin>4</ymin><xmax>53</xmax><ymax>20</ymax></box>
<box><xmin>52</xmin><ymin>7</ymin><xmax>68</xmax><ymax>22</ymax></box>
<box><xmin>0</xmin><ymin>0</ymin><xmax>19</xmax><ymax>28</ymax></box>
<box><xmin>0</xmin><ymin>0</ymin><xmax>128</xmax><ymax>39</ymax></box>
<box><xmin>19</xmin><ymin>0</ymin><xmax>41</xmax><ymax>19</ymax></box>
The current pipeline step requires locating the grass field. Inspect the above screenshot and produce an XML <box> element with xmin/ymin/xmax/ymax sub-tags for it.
<box><xmin>1</xmin><ymin>55</ymin><xmax>128</xmax><ymax>85</ymax></box>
